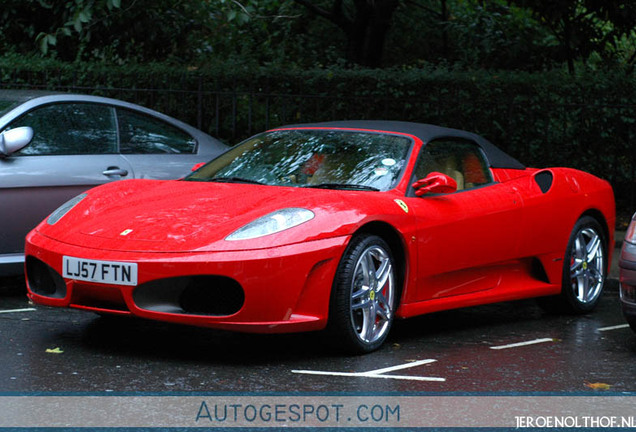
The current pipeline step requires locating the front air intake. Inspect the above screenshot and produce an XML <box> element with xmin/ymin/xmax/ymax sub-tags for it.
<box><xmin>26</xmin><ymin>256</ymin><xmax>67</xmax><ymax>298</ymax></box>
<box><xmin>133</xmin><ymin>275</ymin><xmax>244</xmax><ymax>316</ymax></box>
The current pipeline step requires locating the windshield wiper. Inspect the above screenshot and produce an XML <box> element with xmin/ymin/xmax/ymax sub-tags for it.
<box><xmin>204</xmin><ymin>177</ymin><xmax>264</xmax><ymax>185</ymax></box>
<box><xmin>305</xmin><ymin>183</ymin><xmax>380</xmax><ymax>191</ymax></box>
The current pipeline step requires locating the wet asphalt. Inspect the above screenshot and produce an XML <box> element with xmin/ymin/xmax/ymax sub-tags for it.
<box><xmin>0</xmin><ymin>246</ymin><xmax>635</xmax><ymax>394</ymax></box>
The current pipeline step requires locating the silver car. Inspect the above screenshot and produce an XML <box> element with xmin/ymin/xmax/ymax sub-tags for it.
<box><xmin>0</xmin><ymin>90</ymin><xmax>228</xmax><ymax>276</ymax></box>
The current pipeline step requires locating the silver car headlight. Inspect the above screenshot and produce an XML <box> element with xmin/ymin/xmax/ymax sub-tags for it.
<box><xmin>226</xmin><ymin>208</ymin><xmax>315</xmax><ymax>241</ymax></box>
<box><xmin>47</xmin><ymin>193</ymin><xmax>87</xmax><ymax>225</ymax></box>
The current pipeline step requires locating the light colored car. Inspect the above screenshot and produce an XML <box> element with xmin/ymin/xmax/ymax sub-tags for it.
<box><xmin>0</xmin><ymin>90</ymin><xmax>228</xmax><ymax>276</ymax></box>
<box><xmin>619</xmin><ymin>214</ymin><xmax>636</xmax><ymax>332</ymax></box>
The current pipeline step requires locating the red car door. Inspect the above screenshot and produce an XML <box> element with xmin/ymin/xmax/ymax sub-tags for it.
<box><xmin>404</xmin><ymin>138</ymin><xmax>523</xmax><ymax>302</ymax></box>
<box><xmin>408</xmin><ymin>182</ymin><xmax>523</xmax><ymax>302</ymax></box>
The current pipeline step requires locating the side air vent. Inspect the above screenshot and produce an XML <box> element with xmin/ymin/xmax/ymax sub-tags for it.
<box><xmin>534</xmin><ymin>170</ymin><xmax>553</xmax><ymax>194</ymax></box>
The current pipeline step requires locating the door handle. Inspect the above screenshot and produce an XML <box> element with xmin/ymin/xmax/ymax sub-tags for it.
<box><xmin>103</xmin><ymin>167</ymin><xmax>129</xmax><ymax>177</ymax></box>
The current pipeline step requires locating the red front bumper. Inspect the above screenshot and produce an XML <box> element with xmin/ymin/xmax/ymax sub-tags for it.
<box><xmin>25</xmin><ymin>230</ymin><xmax>349</xmax><ymax>333</ymax></box>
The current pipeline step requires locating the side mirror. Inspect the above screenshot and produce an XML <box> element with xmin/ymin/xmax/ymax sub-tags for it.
<box><xmin>0</xmin><ymin>127</ymin><xmax>34</xmax><ymax>157</ymax></box>
<box><xmin>412</xmin><ymin>171</ymin><xmax>457</xmax><ymax>196</ymax></box>
<box><xmin>191</xmin><ymin>162</ymin><xmax>206</xmax><ymax>172</ymax></box>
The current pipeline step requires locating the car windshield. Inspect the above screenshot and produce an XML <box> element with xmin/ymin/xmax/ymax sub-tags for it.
<box><xmin>0</xmin><ymin>99</ymin><xmax>20</xmax><ymax>117</ymax></box>
<box><xmin>185</xmin><ymin>129</ymin><xmax>412</xmax><ymax>191</ymax></box>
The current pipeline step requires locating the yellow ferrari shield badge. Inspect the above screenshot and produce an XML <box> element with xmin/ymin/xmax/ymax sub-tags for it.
<box><xmin>394</xmin><ymin>199</ymin><xmax>409</xmax><ymax>213</ymax></box>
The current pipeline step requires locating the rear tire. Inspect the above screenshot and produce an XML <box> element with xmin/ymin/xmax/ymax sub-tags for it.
<box><xmin>327</xmin><ymin>234</ymin><xmax>397</xmax><ymax>354</ymax></box>
<box><xmin>538</xmin><ymin>216</ymin><xmax>606</xmax><ymax>313</ymax></box>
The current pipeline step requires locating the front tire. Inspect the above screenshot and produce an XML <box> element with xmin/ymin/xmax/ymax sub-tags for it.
<box><xmin>328</xmin><ymin>234</ymin><xmax>397</xmax><ymax>354</ymax></box>
<box><xmin>539</xmin><ymin>216</ymin><xmax>607</xmax><ymax>313</ymax></box>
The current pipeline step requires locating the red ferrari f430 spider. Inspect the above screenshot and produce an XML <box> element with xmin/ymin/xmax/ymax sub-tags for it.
<box><xmin>25</xmin><ymin>121</ymin><xmax>615</xmax><ymax>353</ymax></box>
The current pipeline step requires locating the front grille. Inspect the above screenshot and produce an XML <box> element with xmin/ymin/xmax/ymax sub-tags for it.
<box><xmin>71</xmin><ymin>283</ymin><xmax>128</xmax><ymax>312</ymax></box>
<box><xmin>133</xmin><ymin>275</ymin><xmax>245</xmax><ymax>316</ymax></box>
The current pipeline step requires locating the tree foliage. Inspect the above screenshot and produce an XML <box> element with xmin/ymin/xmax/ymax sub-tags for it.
<box><xmin>1</xmin><ymin>0</ymin><xmax>635</xmax><ymax>72</ymax></box>
<box><xmin>510</xmin><ymin>0</ymin><xmax>636</xmax><ymax>73</ymax></box>
<box><xmin>442</xmin><ymin>1</ymin><xmax>554</xmax><ymax>70</ymax></box>
<box><xmin>1</xmin><ymin>0</ymin><xmax>123</xmax><ymax>59</ymax></box>
<box><xmin>291</xmin><ymin>0</ymin><xmax>400</xmax><ymax>67</ymax></box>
<box><xmin>1</xmin><ymin>0</ymin><xmax>220</xmax><ymax>63</ymax></box>
<box><xmin>203</xmin><ymin>0</ymin><xmax>636</xmax><ymax>71</ymax></box>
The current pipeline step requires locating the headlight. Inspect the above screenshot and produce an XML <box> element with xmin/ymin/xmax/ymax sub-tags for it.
<box><xmin>47</xmin><ymin>193</ymin><xmax>87</xmax><ymax>225</ymax></box>
<box><xmin>626</xmin><ymin>213</ymin><xmax>636</xmax><ymax>244</ymax></box>
<box><xmin>226</xmin><ymin>208</ymin><xmax>315</xmax><ymax>241</ymax></box>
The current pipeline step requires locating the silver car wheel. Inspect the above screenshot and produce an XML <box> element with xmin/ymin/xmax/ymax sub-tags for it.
<box><xmin>569</xmin><ymin>227</ymin><xmax>604</xmax><ymax>304</ymax></box>
<box><xmin>349</xmin><ymin>245</ymin><xmax>395</xmax><ymax>345</ymax></box>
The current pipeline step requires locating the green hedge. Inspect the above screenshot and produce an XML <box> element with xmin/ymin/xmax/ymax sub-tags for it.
<box><xmin>2</xmin><ymin>55</ymin><xmax>636</xmax><ymax>218</ymax></box>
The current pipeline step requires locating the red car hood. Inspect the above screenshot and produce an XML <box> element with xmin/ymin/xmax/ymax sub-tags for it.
<box><xmin>37</xmin><ymin>179</ymin><xmax>397</xmax><ymax>253</ymax></box>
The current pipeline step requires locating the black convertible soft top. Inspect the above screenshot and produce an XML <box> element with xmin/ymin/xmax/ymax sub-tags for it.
<box><xmin>279</xmin><ymin>120</ymin><xmax>525</xmax><ymax>170</ymax></box>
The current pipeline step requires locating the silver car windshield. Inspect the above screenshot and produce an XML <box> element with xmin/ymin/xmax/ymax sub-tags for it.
<box><xmin>0</xmin><ymin>99</ymin><xmax>20</xmax><ymax>117</ymax></box>
<box><xmin>185</xmin><ymin>130</ymin><xmax>412</xmax><ymax>191</ymax></box>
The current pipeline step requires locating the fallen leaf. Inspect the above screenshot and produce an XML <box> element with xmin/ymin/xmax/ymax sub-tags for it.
<box><xmin>45</xmin><ymin>348</ymin><xmax>64</xmax><ymax>354</ymax></box>
<box><xmin>584</xmin><ymin>381</ymin><xmax>611</xmax><ymax>390</ymax></box>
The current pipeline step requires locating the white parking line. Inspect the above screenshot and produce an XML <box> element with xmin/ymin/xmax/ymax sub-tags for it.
<box><xmin>598</xmin><ymin>324</ymin><xmax>630</xmax><ymax>332</ymax></box>
<box><xmin>0</xmin><ymin>308</ymin><xmax>36</xmax><ymax>314</ymax></box>
<box><xmin>359</xmin><ymin>359</ymin><xmax>437</xmax><ymax>375</ymax></box>
<box><xmin>490</xmin><ymin>337</ymin><xmax>555</xmax><ymax>350</ymax></box>
<box><xmin>292</xmin><ymin>359</ymin><xmax>445</xmax><ymax>382</ymax></box>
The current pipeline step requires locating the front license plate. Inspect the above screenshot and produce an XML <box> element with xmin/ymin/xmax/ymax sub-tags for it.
<box><xmin>63</xmin><ymin>256</ymin><xmax>138</xmax><ymax>286</ymax></box>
